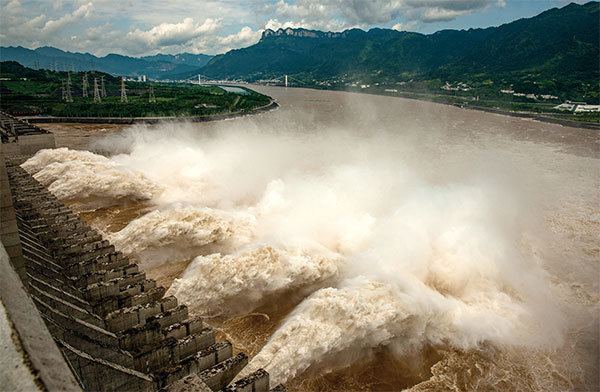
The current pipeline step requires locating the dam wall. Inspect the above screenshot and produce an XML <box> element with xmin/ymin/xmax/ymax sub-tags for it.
<box><xmin>0</xmin><ymin>112</ymin><xmax>283</xmax><ymax>391</ymax></box>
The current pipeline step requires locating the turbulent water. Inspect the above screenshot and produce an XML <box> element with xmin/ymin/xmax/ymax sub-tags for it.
<box><xmin>24</xmin><ymin>87</ymin><xmax>599</xmax><ymax>391</ymax></box>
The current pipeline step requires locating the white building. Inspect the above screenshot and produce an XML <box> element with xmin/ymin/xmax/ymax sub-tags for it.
<box><xmin>554</xmin><ymin>101</ymin><xmax>600</xmax><ymax>112</ymax></box>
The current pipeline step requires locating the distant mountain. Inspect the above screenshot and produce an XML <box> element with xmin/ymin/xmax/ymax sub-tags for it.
<box><xmin>198</xmin><ymin>27</ymin><xmax>493</xmax><ymax>79</ymax></box>
<box><xmin>0</xmin><ymin>46</ymin><xmax>213</xmax><ymax>79</ymax></box>
<box><xmin>197</xmin><ymin>1</ymin><xmax>598</xmax><ymax>98</ymax></box>
<box><xmin>141</xmin><ymin>53</ymin><xmax>212</xmax><ymax>68</ymax></box>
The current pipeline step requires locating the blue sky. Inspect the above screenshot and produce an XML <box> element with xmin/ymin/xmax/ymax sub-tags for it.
<box><xmin>0</xmin><ymin>0</ymin><xmax>590</xmax><ymax>56</ymax></box>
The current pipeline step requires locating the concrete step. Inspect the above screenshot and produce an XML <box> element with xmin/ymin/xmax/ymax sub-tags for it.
<box><xmin>157</xmin><ymin>341</ymin><xmax>233</xmax><ymax>389</ymax></box>
<box><xmin>133</xmin><ymin>327</ymin><xmax>216</xmax><ymax>373</ymax></box>
<box><xmin>198</xmin><ymin>353</ymin><xmax>248</xmax><ymax>392</ymax></box>
<box><xmin>221</xmin><ymin>369</ymin><xmax>270</xmax><ymax>392</ymax></box>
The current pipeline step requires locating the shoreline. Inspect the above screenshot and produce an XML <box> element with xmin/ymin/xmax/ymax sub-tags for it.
<box><xmin>356</xmin><ymin>89</ymin><xmax>599</xmax><ymax>130</ymax></box>
<box><xmin>459</xmin><ymin>104</ymin><xmax>600</xmax><ymax>130</ymax></box>
<box><xmin>19</xmin><ymin>100</ymin><xmax>278</xmax><ymax>125</ymax></box>
<box><xmin>256</xmin><ymin>84</ymin><xmax>599</xmax><ymax>130</ymax></box>
<box><xmin>339</xmin><ymin>88</ymin><xmax>600</xmax><ymax>130</ymax></box>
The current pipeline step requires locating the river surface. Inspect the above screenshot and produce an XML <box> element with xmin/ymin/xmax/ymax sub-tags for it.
<box><xmin>33</xmin><ymin>86</ymin><xmax>599</xmax><ymax>391</ymax></box>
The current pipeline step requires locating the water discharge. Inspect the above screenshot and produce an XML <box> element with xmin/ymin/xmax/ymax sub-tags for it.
<box><xmin>23</xmin><ymin>87</ymin><xmax>599</xmax><ymax>391</ymax></box>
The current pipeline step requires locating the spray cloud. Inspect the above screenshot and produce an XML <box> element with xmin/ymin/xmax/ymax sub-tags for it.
<box><xmin>22</xmin><ymin>102</ymin><xmax>566</xmax><ymax>386</ymax></box>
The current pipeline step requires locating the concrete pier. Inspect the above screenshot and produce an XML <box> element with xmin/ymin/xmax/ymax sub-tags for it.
<box><xmin>0</xmin><ymin>112</ymin><xmax>284</xmax><ymax>391</ymax></box>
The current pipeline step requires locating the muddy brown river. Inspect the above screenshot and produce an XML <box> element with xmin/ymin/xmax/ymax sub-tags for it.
<box><xmin>32</xmin><ymin>86</ymin><xmax>598</xmax><ymax>391</ymax></box>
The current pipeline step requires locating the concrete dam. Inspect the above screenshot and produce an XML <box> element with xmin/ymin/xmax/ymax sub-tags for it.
<box><xmin>0</xmin><ymin>112</ymin><xmax>284</xmax><ymax>392</ymax></box>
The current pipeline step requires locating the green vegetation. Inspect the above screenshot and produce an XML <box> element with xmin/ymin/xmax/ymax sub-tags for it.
<box><xmin>0</xmin><ymin>61</ymin><xmax>271</xmax><ymax>117</ymax></box>
<box><xmin>194</xmin><ymin>1</ymin><xmax>598</xmax><ymax>122</ymax></box>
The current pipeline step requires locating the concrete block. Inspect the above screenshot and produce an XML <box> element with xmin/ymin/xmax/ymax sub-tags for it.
<box><xmin>160</xmin><ymin>296</ymin><xmax>178</xmax><ymax>312</ymax></box>
<box><xmin>150</xmin><ymin>306</ymin><xmax>188</xmax><ymax>329</ymax></box>
<box><xmin>171</xmin><ymin>328</ymin><xmax>215</xmax><ymax>362</ymax></box>
<box><xmin>138</xmin><ymin>301</ymin><xmax>161</xmax><ymax>323</ymax></box>
<box><xmin>164</xmin><ymin>323</ymin><xmax>187</xmax><ymax>341</ymax></box>
<box><xmin>106</xmin><ymin>309</ymin><xmax>140</xmax><ymax>332</ymax></box>
<box><xmin>198</xmin><ymin>353</ymin><xmax>248</xmax><ymax>391</ymax></box>
<box><xmin>184</xmin><ymin>316</ymin><xmax>203</xmax><ymax>335</ymax></box>
<box><xmin>223</xmin><ymin>369</ymin><xmax>269</xmax><ymax>392</ymax></box>
<box><xmin>163</xmin><ymin>374</ymin><xmax>212</xmax><ymax>392</ymax></box>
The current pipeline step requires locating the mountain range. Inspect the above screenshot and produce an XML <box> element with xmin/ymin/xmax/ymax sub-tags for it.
<box><xmin>197</xmin><ymin>1</ymin><xmax>598</xmax><ymax>91</ymax></box>
<box><xmin>0</xmin><ymin>46</ymin><xmax>212</xmax><ymax>79</ymax></box>
<box><xmin>0</xmin><ymin>1</ymin><xmax>598</xmax><ymax>100</ymax></box>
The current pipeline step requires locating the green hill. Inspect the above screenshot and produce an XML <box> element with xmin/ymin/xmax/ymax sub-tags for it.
<box><xmin>196</xmin><ymin>1</ymin><xmax>598</xmax><ymax>102</ymax></box>
<box><xmin>0</xmin><ymin>61</ymin><xmax>271</xmax><ymax>117</ymax></box>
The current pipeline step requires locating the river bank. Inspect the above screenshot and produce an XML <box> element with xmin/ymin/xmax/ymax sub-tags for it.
<box><xmin>263</xmin><ymin>84</ymin><xmax>599</xmax><ymax>130</ymax></box>
<box><xmin>20</xmin><ymin>100</ymin><xmax>278</xmax><ymax>125</ymax></box>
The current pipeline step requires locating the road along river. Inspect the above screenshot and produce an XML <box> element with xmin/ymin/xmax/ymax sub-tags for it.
<box><xmin>29</xmin><ymin>86</ymin><xmax>599</xmax><ymax>391</ymax></box>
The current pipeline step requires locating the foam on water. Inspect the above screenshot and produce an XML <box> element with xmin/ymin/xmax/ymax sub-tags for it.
<box><xmin>21</xmin><ymin>105</ymin><xmax>597</xmax><ymax>390</ymax></box>
<box><xmin>168</xmin><ymin>242</ymin><xmax>343</xmax><ymax>316</ymax></box>
<box><xmin>108</xmin><ymin>204</ymin><xmax>254</xmax><ymax>264</ymax></box>
<box><xmin>22</xmin><ymin>148</ymin><xmax>161</xmax><ymax>203</ymax></box>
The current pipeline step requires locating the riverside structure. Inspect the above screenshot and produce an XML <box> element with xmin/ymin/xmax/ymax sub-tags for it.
<box><xmin>0</xmin><ymin>111</ymin><xmax>283</xmax><ymax>391</ymax></box>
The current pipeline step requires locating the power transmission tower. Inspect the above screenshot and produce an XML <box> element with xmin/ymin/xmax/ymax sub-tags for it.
<box><xmin>82</xmin><ymin>72</ymin><xmax>89</xmax><ymax>98</ymax></box>
<box><xmin>93</xmin><ymin>78</ymin><xmax>101</xmax><ymax>103</ymax></box>
<box><xmin>61</xmin><ymin>81</ymin><xmax>66</xmax><ymax>100</ymax></box>
<box><xmin>148</xmin><ymin>86</ymin><xmax>156</xmax><ymax>103</ymax></box>
<box><xmin>100</xmin><ymin>76</ymin><xmax>107</xmax><ymax>97</ymax></box>
<box><xmin>65</xmin><ymin>72</ymin><xmax>73</xmax><ymax>102</ymax></box>
<box><xmin>120</xmin><ymin>77</ymin><xmax>127</xmax><ymax>103</ymax></box>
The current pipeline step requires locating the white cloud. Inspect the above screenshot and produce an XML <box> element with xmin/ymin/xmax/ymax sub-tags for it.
<box><xmin>124</xmin><ymin>17</ymin><xmax>222</xmax><ymax>50</ymax></box>
<box><xmin>264</xmin><ymin>0</ymin><xmax>499</xmax><ymax>28</ymax></box>
<box><xmin>0</xmin><ymin>1</ymin><xmax>94</xmax><ymax>47</ymax></box>
<box><xmin>264</xmin><ymin>17</ymin><xmax>350</xmax><ymax>32</ymax></box>
<box><xmin>0</xmin><ymin>0</ymin><xmax>513</xmax><ymax>56</ymax></box>
<box><xmin>421</xmin><ymin>7</ymin><xmax>470</xmax><ymax>22</ymax></box>
<box><xmin>41</xmin><ymin>2</ymin><xmax>93</xmax><ymax>35</ymax></box>
<box><xmin>392</xmin><ymin>21</ymin><xmax>417</xmax><ymax>31</ymax></box>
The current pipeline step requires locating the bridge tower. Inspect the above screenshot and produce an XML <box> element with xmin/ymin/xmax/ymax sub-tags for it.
<box><xmin>285</xmin><ymin>74</ymin><xmax>288</xmax><ymax>87</ymax></box>
<box><xmin>82</xmin><ymin>72</ymin><xmax>88</xmax><ymax>98</ymax></box>
<box><xmin>120</xmin><ymin>77</ymin><xmax>128</xmax><ymax>103</ymax></box>
<box><xmin>93</xmin><ymin>78</ymin><xmax>101</xmax><ymax>103</ymax></box>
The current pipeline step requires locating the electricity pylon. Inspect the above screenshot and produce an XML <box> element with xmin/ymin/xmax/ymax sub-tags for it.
<box><xmin>148</xmin><ymin>86</ymin><xmax>156</xmax><ymax>103</ymax></box>
<box><xmin>120</xmin><ymin>77</ymin><xmax>128</xmax><ymax>103</ymax></box>
<box><xmin>100</xmin><ymin>76</ymin><xmax>107</xmax><ymax>97</ymax></box>
<box><xmin>65</xmin><ymin>72</ymin><xmax>73</xmax><ymax>102</ymax></box>
<box><xmin>82</xmin><ymin>72</ymin><xmax>89</xmax><ymax>98</ymax></box>
<box><xmin>93</xmin><ymin>78</ymin><xmax>101</xmax><ymax>103</ymax></box>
